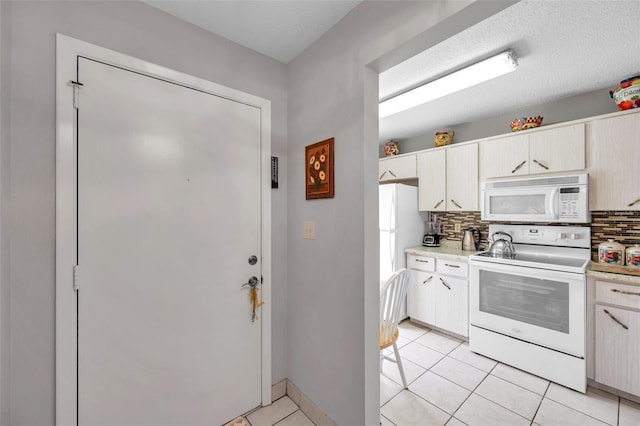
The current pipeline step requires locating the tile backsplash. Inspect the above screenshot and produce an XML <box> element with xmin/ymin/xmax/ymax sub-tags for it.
<box><xmin>433</xmin><ymin>212</ymin><xmax>490</xmax><ymax>249</ymax></box>
<box><xmin>590</xmin><ymin>211</ymin><xmax>640</xmax><ymax>260</ymax></box>
<box><xmin>434</xmin><ymin>210</ymin><xmax>640</xmax><ymax>260</ymax></box>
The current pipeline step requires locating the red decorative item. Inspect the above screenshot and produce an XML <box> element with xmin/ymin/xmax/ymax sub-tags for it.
<box><xmin>610</xmin><ymin>75</ymin><xmax>640</xmax><ymax>110</ymax></box>
<box><xmin>510</xmin><ymin>116</ymin><xmax>543</xmax><ymax>132</ymax></box>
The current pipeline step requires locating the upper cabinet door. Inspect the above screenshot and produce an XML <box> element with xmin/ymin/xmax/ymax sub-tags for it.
<box><xmin>587</xmin><ymin>112</ymin><xmax>640</xmax><ymax>210</ymax></box>
<box><xmin>379</xmin><ymin>154</ymin><xmax>417</xmax><ymax>182</ymax></box>
<box><xmin>446</xmin><ymin>143</ymin><xmax>478</xmax><ymax>210</ymax></box>
<box><xmin>529</xmin><ymin>123</ymin><xmax>585</xmax><ymax>175</ymax></box>
<box><xmin>417</xmin><ymin>149</ymin><xmax>446</xmax><ymax>211</ymax></box>
<box><xmin>480</xmin><ymin>133</ymin><xmax>529</xmax><ymax>179</ymax></box>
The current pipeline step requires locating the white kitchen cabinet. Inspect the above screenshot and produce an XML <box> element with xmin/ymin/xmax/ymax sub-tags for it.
<box><xmin>408</xmin><ymin>269</ymin><xmax>437</xmax><ymax>326</ymax></box>
<box><xmin>417</xmin><ymin>143</ymin><xmax>478</xmax><ymax>211</ymax></box>
<box><xmin>407</xmin><ymin>254</ymin><xmax>469</xmax><ymax>337</ymax></box>
<box><xmin>587</xmin><ymin>111</ymin><xmax>640</xmax><ymax>210</ymax></box>
<box><xmin>592</xmin><ymin>278</ymin><xmax>640</xmax><ymax>398</ymax></box>
<box><xmin>529</xmin><ymin>124</ymin><xmax>585</xmax><ymax>174</ymax></box>
<box><xmin>446</xmin><ymin>143</ymin><xmax>478</xmax><ymax>211</ymax></box>
<box><xmin>417</xmin><ymin>149</ymin><xmax>446</xmax><ymax>211</ymax></box>
<box><xmin>379</xmin><ymin>154</ymin><xmax>417</xmax><ymax>182</ymax></box>
<box><xmin>480</xmin><ymin>123</ymin><xmax>585</xmax><ymax>179</ymax></box>
<box><xmin>480</xmin><ymin>133</ymin><xmax>529</xmax><ymax>179</ymax></box>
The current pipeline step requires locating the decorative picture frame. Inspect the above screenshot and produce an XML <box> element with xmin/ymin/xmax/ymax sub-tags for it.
<box><xmin>305</xmin><ymin>137</ymin><xmax>334</xmax><ymax>200</ymax></box>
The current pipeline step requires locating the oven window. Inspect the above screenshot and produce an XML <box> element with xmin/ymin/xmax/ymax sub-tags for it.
<box><xmin>478</xmin><ymin>270</ymin><xmax>569</xmax><ymax>333</ymax></box>
<box><xmin>489</xmin><ymin>194</ymin><xmax>546</xmax><ymax>215</ymax></box>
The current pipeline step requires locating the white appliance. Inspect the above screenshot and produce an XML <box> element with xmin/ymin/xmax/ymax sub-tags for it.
<box><xmin>469</xmin><ymin>224</ymin><xmax>591</xmax><ymax>392</ymax></box>
<box><xmin>481</xmin><ymin>173</ymin><xmax>590</xmax><ymax>223</ymax></box>
<box><xmin>380</xmin><ymin>184</ymin><xmax>424</xmax><ymax>320</ymax></box>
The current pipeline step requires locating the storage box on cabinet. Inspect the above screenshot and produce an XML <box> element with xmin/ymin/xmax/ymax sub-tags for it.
<box><xmin>593</xmin><ymin>279</ymin><xmax>640</xmax><ymax>397</ymax></box>
<box><xmin>379</xmin><ymin>154</ymin><xmax>417</xmax><ymax>182</ymax></box>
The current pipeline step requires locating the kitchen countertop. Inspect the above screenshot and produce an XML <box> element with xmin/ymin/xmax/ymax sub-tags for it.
<box><xmin>587</xmin><ymin>262</ymin><xmax>640</xmax><ymax>285</ymax></box>
<box><xmin>405</xmin><ymin>240</ymin><xmax>482</xmax><ymax>261</ymax></box>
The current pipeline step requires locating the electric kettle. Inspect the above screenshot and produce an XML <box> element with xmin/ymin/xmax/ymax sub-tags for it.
<box><xmin>488</xmin><ymin>231</ymin><xmax>516</xmax><ymax>257</ymax></box>
<box><xmin>462</xmin><ymin>228</ymin><xmax>481</xmax><ymax>251</ymax></box>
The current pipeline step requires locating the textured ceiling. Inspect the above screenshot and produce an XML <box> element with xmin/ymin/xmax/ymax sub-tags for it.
<box><xmin>379</xmin><ymin>0</ymin><xmax>640</xmax><ymax>141</ymax></box>
<box><xmin>143</xmin><ymin>0</ymin><xmax>362</xmax><ymax>63</ymax></box>
<box><xmin>143</xmin><ymin>0</ymin><xmax>640</xmax><ymax>144</ymax></box>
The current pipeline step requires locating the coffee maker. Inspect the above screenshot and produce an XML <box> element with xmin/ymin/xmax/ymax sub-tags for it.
<box><xmin>423</xmin><ymin>213</ymin><xmax>443</xmax><ymax>247</ymax></box>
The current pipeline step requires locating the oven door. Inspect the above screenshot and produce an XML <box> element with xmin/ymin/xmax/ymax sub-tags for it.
<box><xmin>481</xmin><ymin>186</ymin><xmax>558</xmax><ymax>222</ymax></box>
<box><xmin>469</xmin><ymin>260</ymin><xmax>585</xmax><ymax>357</ymax></box>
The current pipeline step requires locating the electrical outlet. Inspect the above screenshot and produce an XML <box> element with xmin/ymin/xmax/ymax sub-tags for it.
<box><xmin>303</xmin><ymin>221</ymin><xmax>316</xmax><ymax>240</ymax></box>
<box><xmin>454</xmin><ymin>223</ymin><xmax>461</xmax><ymax>232</ymax></box>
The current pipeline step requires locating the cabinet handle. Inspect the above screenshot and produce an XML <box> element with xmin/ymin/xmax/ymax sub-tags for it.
<box><xmin>416</xmin><ymin>259</ymin><xmax>431</xmax><ymax>264</ymax></box>
<box><xmin>628</xmin><ymin>198</ymin><xmax>640</xmax><ymax>207</ymax></box>
<box><xmin>444</xmin><ymin>263</ymin><xmax>460</xmax><ymax>268</ymax></box>
<box><xmin>611</xmin><ymin>288</ymin><xmax>640</xmax><ymax>296</ymax></box>
<box><xmin>603</xmin><ymin>309</ymin><xmax>628</xmax><ymax>330</ymax></box>
<box><xmin>422</xmin><ymin>276</ymin><xmax>433</xmax><ymax>284</ymax></box>
<box><xmin>433</xmin><ymin>199</ymin><xmax>444</xmax><ymax>209</ymax></box>
<box><xmin>532</xmin><ymin>159</ymin><xmax>549</xmax><ymax>170</ymax></box>
<box><xmin>389</xmin><ymin>170</ymin><xmax>397</xmax><ymax>178</ymax></box>
<box><xmin>511</xmin><ymin>160</ymin><xmax>526</xmax><ymax>174</ymax></box>
<box><xmin>379</xmin><ymin>171</ymin><xmax>387</xmax><ymax>180</ymax></box>
<box><xmin>439</xmin><ymin>277</ymin><xmax>451</xmax><ymax>290</ymax></box>
<box><xmin>450</xmin><ymin>199</ymin><xmax>462</xmax><ymax>209</ymax></box>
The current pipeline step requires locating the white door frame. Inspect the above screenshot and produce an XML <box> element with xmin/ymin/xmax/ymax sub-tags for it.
<box><xmin>55</xmin><ymin>34</ymin><xmax>272</xmax><ymax>425</ymax></box>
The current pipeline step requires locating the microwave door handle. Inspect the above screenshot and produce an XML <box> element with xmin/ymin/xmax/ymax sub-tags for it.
<box><xmin>549</xmin><ymin>188</ymin><xmax>559</xmax><ymax>219</ymax></box>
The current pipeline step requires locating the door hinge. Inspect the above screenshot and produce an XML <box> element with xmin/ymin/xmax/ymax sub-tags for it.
<box><xmin>70</xmin><ymin>80</ymin><xmax>83</xmax><ymax>109</ymax></box>
<box><xmin>73</xmin><ymin>264</ymin><xmax>79</xmax><ymax>291</ymax></box>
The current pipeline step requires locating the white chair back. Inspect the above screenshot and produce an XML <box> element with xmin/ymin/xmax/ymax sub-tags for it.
<box><xmin>379</xmin><ymin>269</ymin><xmax>410</xmax><ymax>348</ymax></box>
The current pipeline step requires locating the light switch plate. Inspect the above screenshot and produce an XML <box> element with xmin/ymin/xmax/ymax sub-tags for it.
<box><xmin>454</xmin><ymin>223</ymin><xmax>461</xmax><ymax>232</ymax></box>
<box><xmin>303</xmin><ymin>221</ymin><xmax>316</xmax><ymax>240</ymax></box>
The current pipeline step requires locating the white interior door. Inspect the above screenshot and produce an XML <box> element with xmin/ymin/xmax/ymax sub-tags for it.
<box><xmin>77</xmin><ymin>57</ymin><xmax>263</xmax><ymax>425</ymax></box>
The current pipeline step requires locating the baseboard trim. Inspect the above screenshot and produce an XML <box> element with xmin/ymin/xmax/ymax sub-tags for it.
<box><xmin>284</xmin><ymin>379</ymin><xmax>336</xmax><ymax>426</ymax></box>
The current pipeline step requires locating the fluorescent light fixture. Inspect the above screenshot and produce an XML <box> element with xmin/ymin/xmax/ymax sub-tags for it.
<box><xmin>379</xmin><ymin>49</ymin><xmax>518</xmax><ymax>118</ymax></box>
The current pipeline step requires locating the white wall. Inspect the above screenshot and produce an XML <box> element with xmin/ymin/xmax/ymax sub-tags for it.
<box><xmin>286</xmin><ymin>2</ymin><xmax>476</xmax><ymax>424</ymax></box>
<box><xmin>0</xmin><ymin>1</ymin><xmax>287</xmax><ymax>424</ymax></box>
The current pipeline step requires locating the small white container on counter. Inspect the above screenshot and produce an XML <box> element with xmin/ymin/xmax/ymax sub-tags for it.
<box><xmin>598</xmin><ymin>239</ymin><xmax>625</xmax><ymax>265</ymax></box>
<box><xmin>626</xmin><ymin>244</ymin><xmax>640</xmax><ymax>267</ymax></box>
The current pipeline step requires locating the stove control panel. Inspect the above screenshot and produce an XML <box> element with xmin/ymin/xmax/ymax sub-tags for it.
<box><xmin>488</xmin><ymin>224</ymin><xmax>591</xmax><ymax>249</ymax></box>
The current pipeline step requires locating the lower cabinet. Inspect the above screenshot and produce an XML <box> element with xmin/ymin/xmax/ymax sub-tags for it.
<box><xmin>407</xmin><ymin>254</ymin><xmax>469</xmax><ymax>337</ymax></box>
<box><xmin>591</xmin><ymin>278</ymin><xmax>640</xmax><ymax>398</ymax></box>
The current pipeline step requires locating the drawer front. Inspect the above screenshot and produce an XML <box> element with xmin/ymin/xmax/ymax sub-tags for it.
<box><xmin>408</xmin><ymin>255</ymin><xmax>435</xmax><ymax>272</ymax></box>
<box><xmin>596</xmin><ymin>280</ymin><xmax>640</xmax><ymax>309</ymax></box>
<box><xmin>436</xmin><ymin>258</ymin><xmax>468</xmax><ymax>277</ymax></box>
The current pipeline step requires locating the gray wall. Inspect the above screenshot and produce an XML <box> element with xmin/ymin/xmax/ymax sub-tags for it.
<box><xmin>387</xmin><ymin>87</ymin><xmax>619</xmax><ymax>156</ymax></box>
<box><xmin>286</xmin><ymin>1</ymin><xmax>474</xmax><ymax>424</ymax></box>
<box><xmin>0</xmin><ymin>1</ymin><xmax>288</xmax><ymax>424</ymax></box>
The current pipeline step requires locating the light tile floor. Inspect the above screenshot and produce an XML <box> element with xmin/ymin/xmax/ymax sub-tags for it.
<box><xmin>240</xmin><ymin>319</ymin><xmax>640</xmax><ymax>426</ymax></box>
<box><xmin>381</xmin><ymin>320</ymin><xmax>640</xmax><ymax>426</ymax></box>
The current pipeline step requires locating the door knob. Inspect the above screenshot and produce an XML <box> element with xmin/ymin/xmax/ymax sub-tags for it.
<box><xmin>242</xmin><ymin>276</ymin><xmax>259</xmax><ymax>288</ymax></box>
<box><xmin>248</xmin><ymin>255</ymin><xmax>258</xmax><ymax>265</ymax></box>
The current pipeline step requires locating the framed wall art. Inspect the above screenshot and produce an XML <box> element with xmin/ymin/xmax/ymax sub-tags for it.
<box><xmin>305</xmin><ymin>137</ymin><xmax>334</xmax><ymax>200</ymax></box>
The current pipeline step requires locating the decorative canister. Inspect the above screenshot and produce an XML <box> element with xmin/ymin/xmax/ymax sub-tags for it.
<box><xmin>384</xmin><ymin>140</ymin><xmax>400</xmax><ymax>156</ymax></box>
<box><xmin>434</xmin><ymin>131</ymin><xmax>454</xmax><ymax>147</ymax></box>
<box><xmin>626</xmin><ymin>244</ymin><xmax>640</xmax><ymax>268</ymax></box>
<box><xmin>598</xmin><ymin>239</ymin><xmax>625</xmax><ymax>265</ymax></box>
<box><xmin>610</xmin><ymin>75</ymin><xmax>640</xmax><ymax>110</ymax></box>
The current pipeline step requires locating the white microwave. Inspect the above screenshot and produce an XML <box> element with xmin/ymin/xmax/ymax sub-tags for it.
<box><xmin>481</xmin><ymin>174</ymin><xmax>590</xmax><ymax>223</ymax></box>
